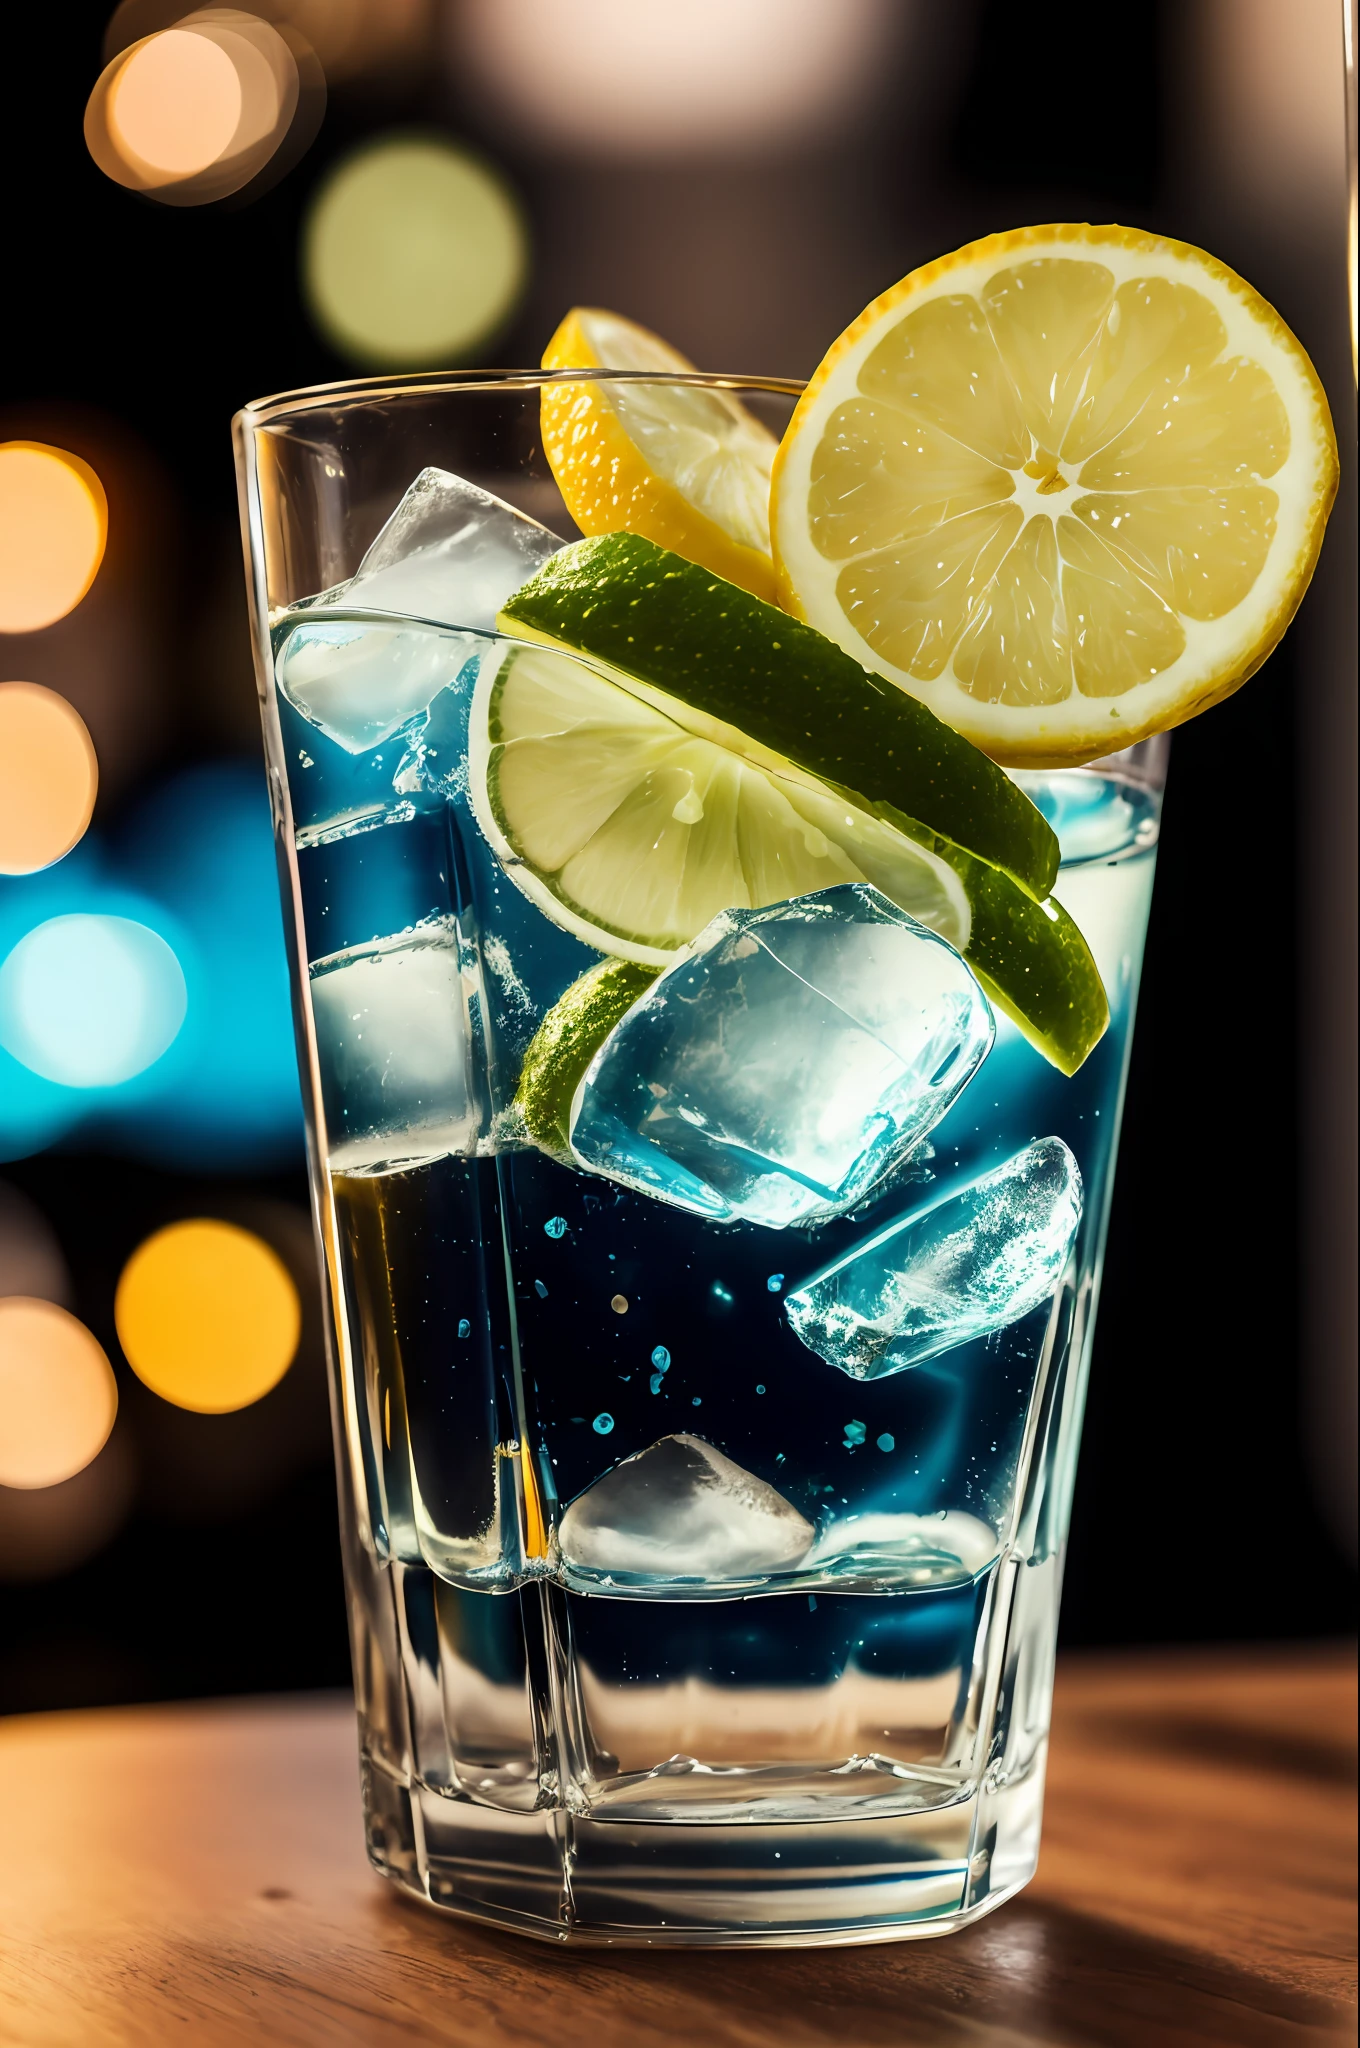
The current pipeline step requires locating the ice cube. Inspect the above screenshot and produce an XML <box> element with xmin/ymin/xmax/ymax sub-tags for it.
<box><xmin>569</xmin><ymin>885</ymin><xmax>993</xmax><ymax>1229</ymax></box>
<box><xmin>276</xmin><ymin>615</ymin><xmax>483</xmax><ymax>757</ymax></box>
<box><xmin>806</xmin><ymin>1510</ymin><xmax>1000</xmax><ymax>1586</ymax></box>
<box><xmin>332</xmin><ymin>467</ymin><xmax>564</xmax><ymax>632</ymax></box>
<box><xmin>558</xmin><ymin>1434</ymin><xmax>814</xmax><ymax>1583</ymax></box>
<box><xmin>310</xmin><ymin>925</ymin><xmax>482</xmax><ymax>1172</ymax></box>
<box><xmin>278</xmin><ymin>469</ymin><xmax>563</xmax><ymax>754</ymax></box>
<box><xmin>784</xmin><ymin>1137</ymin><xmax>1082</xmax><ymax>1378</ymax></box>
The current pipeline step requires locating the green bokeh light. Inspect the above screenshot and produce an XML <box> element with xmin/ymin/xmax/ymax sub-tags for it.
<box><xmin>302</xmin><ymin>134</ymin><xmax>528</xmax><ymax>368</ymax></box>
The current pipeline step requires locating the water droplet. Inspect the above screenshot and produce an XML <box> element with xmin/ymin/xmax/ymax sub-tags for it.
<box><xmin>592</xmin><ymin>1413</ymin><xmax>614</xmax><ymax>1435</ymax></box>
<box><xmin>876</xmin><ymin>1432</ymin><xmax>895</xmax><ymax>1453</ymax></box>
<box><xmin>755</xmin><ymin>1384</ymin><xmax>765</xmax><ymax>1395</ymax></box>
<box><xmin>651</xmin><ymin>1345</ymin><xmax>670</xmax><ymax>1371</ymax></box>
<box><xmin>767</xmin><ymin>1273</ymin><xmax>784</xmax><ymax>1293</ymax></box>
<box><xmin>843</xmin><ymin>1420</ymin><xmax>867</xmax><ymax>1446</ymax></box>
<box><xmin>709</xmin><ymin>1280</ymin><xmax>734</xmax><ymax>1309</ymax></box>
<box><xmin>544</xmin><ymin>1216</ymin><xmax>567</xmax><ymax>1239</ymax></box>
<box><xmin>649</xmin><ymin>1372</ymin><xmax>665</xmax><ymax>1394</ymax></box>
<box><xmin>534</xmin><ymin>1279</ymin><xmax>548</xmax><ymax>1299</ymax></box>
<box><xmin>457</xmin><ymin>1318</ymin><xmax>471</xmax><ymax>1339</ymax></box>
<box><xmin>807</xmin><ymin>1594</ymin><xmax>817</xmax><ymax>1611</ymax></box>
<box><xmin>611</xmin><ymin>1293</ymin><xmax>628</xmax><ymax>1314</ymax></box>
<box><xmin>691</xmin><ymin>1396</ymin><xmax>702</xmax><ymax>1406</ymax></box>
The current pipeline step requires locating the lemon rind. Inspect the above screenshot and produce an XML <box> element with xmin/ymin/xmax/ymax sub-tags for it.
<box><xmin>542</xmin><ymin>308</ymin><xmax>780</xmax><ymax>603</ymax></box>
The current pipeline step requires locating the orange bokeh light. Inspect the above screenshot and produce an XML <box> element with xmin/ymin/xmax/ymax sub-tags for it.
<box><xmin>0</xmin><ymin>443</ymin><xmax>107</xmax><ymax>633</ymax></box>
<box><xmin>115</xmin><ymin>1220</ymin><xmax>301</xmax><ymax>1414</ymax></box>
<box><xmin>0</xmin><ymin>1299</ymin><xmax>119</xmax><ymax>1490</ymax></box>
<box><xmin>86</xmin><ymin>14</ymin><xmax>318</xmax><ymax>209</ymax></box>
<box><xmin>108</xmin><ymin>28</ymin><xmax>243</xmax><ymax>177</ymax></box>
<box><xmin>0</xmin><ymin>684</ymin><xmax>99</xmax><ymax>876</ymax></box>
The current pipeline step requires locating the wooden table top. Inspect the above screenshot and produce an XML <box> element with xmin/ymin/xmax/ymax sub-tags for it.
<box><xmin>0</xmin><ymin>1645</ymin><xmax>1353</xmax><ymax>2048</ymax></box>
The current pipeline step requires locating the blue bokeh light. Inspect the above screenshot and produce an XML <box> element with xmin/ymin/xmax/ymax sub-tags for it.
<box><xmin>110</xmin><ymin>762</ymin><xmax>302</xmax><ymax>1167</ymax></box>
<box><xmin>0</xmin><ymin>760</ymin><xmax>302</xmax><ymax>1169</ymax></box>
<box><xmin>0</xmin><ymin>914</ymin><xmax>187</xmax><ymax>1086</ymax></box>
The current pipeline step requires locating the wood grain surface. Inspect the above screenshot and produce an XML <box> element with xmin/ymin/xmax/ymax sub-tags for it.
<box><xmin>0</xmin><ymin>1645</ymin><xmax>1353</xmax><ymax>2048</ymax></box>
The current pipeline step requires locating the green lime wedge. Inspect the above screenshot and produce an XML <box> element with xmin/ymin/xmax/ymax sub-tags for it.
<box><xmin>514</xmin><ymin>957</ymin><xmax>659</xmax><ymax>1157</ymax></box>
<box><xmin>470</xmin><ymin>641</ymin><xmax>974</xmax><ymax>967</ymax></box>
<box><xmin>480</xmin><ymin>538</ymin><xmax>1107</xmax><ymax>1073</ymax></box>
<box><xmin>471</xmin><ymin>637</ymin><xmax>1107</xmax><ymax>1074</ymax></box>
<box><xmin>945</xmin><ymin>847</ymin><xmax>1109</xmax><ymax>1076</ymax></box>
<box><xmin>498</xmin><ymin>531</ymin><xmax>1059</xmax><ymax>902</ymax></box>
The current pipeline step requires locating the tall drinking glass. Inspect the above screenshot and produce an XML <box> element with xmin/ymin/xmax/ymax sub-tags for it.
<box><xmin>235</xmin><ymin>372</ymin><xmax>1164</xmax><ymax>1947</ymax></box>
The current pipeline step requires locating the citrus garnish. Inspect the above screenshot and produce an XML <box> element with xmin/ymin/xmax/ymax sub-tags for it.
<box><xmin>541</xmin><ymin>307</ymin><xmax>779</xmax><ymax>602</ymax></box>
<box><xmin>498</xmin><ymin>533</ymin><xmax>1058</xmax><ymax>899</ymax></box>
<box><xmin>771</xmin><ymin>224</ymin><xmax>1339</xmax><ymax>766</ymax></box>
<box><xmin>514</xmin><ymin>957</ymin><xmax>658</xmax><ymax>1158</ymax></box>
<box><xmin>478</xmin><ymin>537</ymin><xmax>1108</xmax><ymax>1073</ymax></box>
<box><xmin>470</xmin><ymin>640</ymin><xmax>971</xmax><ymax>962</ymax></box>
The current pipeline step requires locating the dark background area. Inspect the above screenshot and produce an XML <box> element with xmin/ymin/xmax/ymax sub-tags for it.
<box><xmin>0</xmin><ymin>0</ymin><xmax>1354</xmax><ymax>1714</ymax></box>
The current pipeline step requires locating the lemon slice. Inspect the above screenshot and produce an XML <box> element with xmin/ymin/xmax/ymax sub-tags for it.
<box><xmin>541</xmin><ymin>306</ymin><xmax>779</xmax><ymax>602</ymax></box>
<box><xmin>772</xmin><ymin>224</ymin><xmax>1339</xmax><ymax>766</ymax></box>
<box><xmin>469</xmin><ymin>640</ymin><xmax>972</xmax><ymax>968</ymax></box>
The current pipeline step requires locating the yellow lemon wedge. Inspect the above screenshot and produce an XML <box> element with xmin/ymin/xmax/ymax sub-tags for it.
<box><xmin>541</xmin><ymin>306</ymin><xmax>779</xmax><ymax>602</ymax></box>
<box><xmin>771</xmin><ymin>224</ymin><xmax>1339</xmax><ymax>766</ymax></box>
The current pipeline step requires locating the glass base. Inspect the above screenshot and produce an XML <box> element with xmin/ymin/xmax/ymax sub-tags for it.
<box><xmin>360</xmin><ymin>1746</ymin><xmax>1045</xmax><ymax>1948</ymax></box>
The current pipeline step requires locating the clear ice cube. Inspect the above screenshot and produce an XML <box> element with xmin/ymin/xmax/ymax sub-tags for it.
<box><xmin>333</xmin><ymin>467</ymin><xmax>564</xmax><ymax>631</ymax></box>
<box><xmin>806</xmin><ymin>1510</ymin><xmax>1000</xmax><ymax>1586</ymax></box>
<box><xmin>558</xmin><ymin>1434</ymin><xmax>814</xmax><ymax>1583</ymax></box>
<box><xmin>569</xmin><ymin>885</ymin><xmax>994</xmax><ymax>1228</ymax></box>
<box><xmin>310</xmin><ymin>925</ymin><xmax>482</xmax><ymax>1172</ymax></box>
<box><xmin>276</xmin><ymin>616</ymin><xmax>478</xmax><ymax>757</ymax></box>
<box><xmin>278</xmin><ymin>468</ymin><xmax>563</xmax><ymax>754</ymax></box>
<box><xmin>784</xmin><ymin>1137</ymin><xmax>1082</xmax><ymax>1378</ymax></box>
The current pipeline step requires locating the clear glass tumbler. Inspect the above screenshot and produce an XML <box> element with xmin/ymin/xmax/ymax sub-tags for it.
<box><xmin>235</xmin><ymin>371</ymin><xmax>1164</xmax><ymax>1947</ymax></box>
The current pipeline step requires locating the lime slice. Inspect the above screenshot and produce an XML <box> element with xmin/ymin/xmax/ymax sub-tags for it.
<box><xmin>471</xmin><ymin>637</ymin><xmax>1108</xmax><ymax>1074</ymax></box>
<box><xmin>470</xmin><ymin>640</ymin><xmax>972</xmax><ymax>962</ymax></box>
<box><xmin>541</xmin><ymin>307</ymin><xmax>778</xmax><ymax>601</ymax></box>
<box><xmin>514</xmin><ymin>957</ymin><xmax>659</xmax><ymax>1157</ymax></box>
<box><xmin>947</xmin><ymin>848</ymin><xmax>1108</xmax><ymax>1075</ymax></box>
<box><xmin>498</xmin><ymin>531</ymin><xmax>1058</xmax><ymax>900</ymax></box>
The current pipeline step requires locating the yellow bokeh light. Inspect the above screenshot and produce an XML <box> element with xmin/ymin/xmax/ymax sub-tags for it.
<box><xmin>108</xmin><ymin>29</ymin><xmax>244</xmax><ymax>177</ymax></box>
<box><xmin>0</xmin><ymin>443</ymin><xmax>108</xmax><ymax>634</ymax></box>
<box><xmin>0</xmin><ymin>684</ymin><xmax>99</xmax><ymax>877</ymax></box>
<box><xmin>302</xmin><ymin>135</ymin><xmax>527</xmax><ymax>367</ymax></box>
<box><xmin>0</xmin><ymin>1299</ymin><xmax>118</xmax><ymax>1490</ymax></box>
<box><xmin>115</xmin><ymin>1220</ymin><xmax>301</xmax><ymax>1414</ymax></box>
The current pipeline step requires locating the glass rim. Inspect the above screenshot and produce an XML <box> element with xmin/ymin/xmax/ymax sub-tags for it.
<box><xmin>236</xmin><ymin>366</ymin><xmax>808</xmax><ymax>432</ymax></box>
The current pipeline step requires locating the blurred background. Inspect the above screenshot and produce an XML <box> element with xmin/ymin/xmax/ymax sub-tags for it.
<box><xmin>0</xmin><ymin>0</ymin><xmax>1354</xmax><ymax>1715</ymax></box>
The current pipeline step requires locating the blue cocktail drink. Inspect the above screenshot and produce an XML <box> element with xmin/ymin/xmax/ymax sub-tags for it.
<box><xmin>238</xmin><ymin>225</ymin><xmax>1334</xmax><ymax>1945</ymax></box>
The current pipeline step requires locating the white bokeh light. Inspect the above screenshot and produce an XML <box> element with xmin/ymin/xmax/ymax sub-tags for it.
<box><xmin>449</xmin><ymin>0</ymin><xmax>899</xmax><ymax>157</ymax></box>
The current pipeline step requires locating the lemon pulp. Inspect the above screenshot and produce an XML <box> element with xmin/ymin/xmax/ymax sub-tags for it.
<box><xmin>772</xmin><ymin>225</ymin><xmax>1338</xmax><ymax>764</ymax></box>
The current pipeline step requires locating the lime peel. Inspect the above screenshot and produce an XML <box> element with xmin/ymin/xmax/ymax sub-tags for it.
<box><xmin>485</xmin><ymin>535</ymin><xmax>1108</xmax><ymax>1073</ymax></box>
<box><xmin>498</xmin><ymin>532</ymin><xmax>1059</xmax><ymax>901</ymax></box>
<box><xmin>514</xmin><ymin>957</ymin><xmax>660</xmax><ymax>1157</ymax></box>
